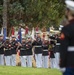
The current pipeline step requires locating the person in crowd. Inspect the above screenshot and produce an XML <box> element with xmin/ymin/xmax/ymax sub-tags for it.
<box><xmin>19</xmin><ymin>37</ymin><xmax>27</xmax><ymax>67</ymax></box>
<box><xmin>11</xmin><ymin>35</ymin><xmax>18</xmax><ymax>66</ymax></box>
<box><xmin>49</xmin><ymin>36</ymin><xmax>56</xmax><ymax>68</ymax></box>
<box><xmin>0</xmin><ymin>34</ymin><xmax>5</xmax><ymax>65</ymax></box>
<box><xmin>4</xmin><ymin>37</ymin><xmax>11</xmax><ymax>66</ymax></box>
<box><xmin>55</xmin><ymin>34</ymin><xmax>60</xmax><ymax>69</ymax></box>
<box><xmin>42</xmin><ymin>37</ymin><xmax>49</xmax><ymax>68</ymax></box>
<box><xmin>32</xmin><ymin>31</ymin><xmax>42</xmax><ymax>68</ymax></box>
<box><xmin>26</xmin><ymin>36</ymin><xmax>33</xmax><ymax>67</ymax></box>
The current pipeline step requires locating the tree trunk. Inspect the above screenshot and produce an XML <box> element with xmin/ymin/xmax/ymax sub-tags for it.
<box><xmin>3</xmin><ymin>0</ymin><xmax>8</xmax><ymax>36</ymax></box>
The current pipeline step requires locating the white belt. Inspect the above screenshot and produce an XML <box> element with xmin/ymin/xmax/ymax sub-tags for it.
<box><xmin>26</xmin><ymin>48</ymin><xmax>29</xmax><ymax>49</ymax></box>
<box><xmin>43</xmin><ymin>50</ymin><xmax>48</xmax><ymax>51</ymax></box>
<box><xmin>56</xmin><ymin>43</ymin><xmax>60</xmax><ymax>45</ymax></box>
<box><xmin>35</xmin><ymin>46</ymin><xmax>42</xmax><ymax>47</ymax></box>
<box><xmin>68</xmin><ymin>47</ymin><xmax>74</xmax><ymax>52</ymax></box>
<box><xmin>5</xmin><ymin>49</ymin><xmax>10</xmax><ymax>51</ymax></box>
<box><xmin>21</xmin><ymin>48</ymin><xmax>25</xmax><ymax>50</ymax></box>
<box><xmin>21</xmin><ymin>49</ymin><xmax>25</xmax><ymax>50</ymax></box>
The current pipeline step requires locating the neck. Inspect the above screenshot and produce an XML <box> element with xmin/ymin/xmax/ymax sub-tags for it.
<box><xmin>0</xmin><ymin>39</ymin><xmax>2</xmax><ymax>41</ymax></box>
<box><xmin>22</xmin><ymin>41</ymin><xmax>25</xmax><ymax>43</ymax></box>
<box><xmin>68</xmin><ymin>16</ymin><xmax>74</xmax><ymax>21</ymax></box>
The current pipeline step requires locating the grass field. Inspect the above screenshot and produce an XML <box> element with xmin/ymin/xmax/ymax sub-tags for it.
<box><xmin>0</xmin><ymin>66</ymin><xmax>62</xmax><ymax>75</ymax></box>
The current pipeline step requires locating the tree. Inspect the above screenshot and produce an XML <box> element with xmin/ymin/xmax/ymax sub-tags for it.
<box><xmin>20</xmin><ymin>0</ymin><xmax>65</xmax><ymax>27</ymax></box>
<box><xmin>0</xmin><ymin>0</ymin><xmax>3</xmax><ymax>27</ymax></box>
<box><xmin>3</xmin><ymin>0</ymin><xmax>8</xmax><ymax>37</ymax></box>
<box><xmin>0</xmin><ymin>0</ymin><xmax>65</xmax><ymax>35</ymax></box>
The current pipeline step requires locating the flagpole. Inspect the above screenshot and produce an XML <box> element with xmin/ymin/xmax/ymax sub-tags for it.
<box><xmin>18</xmin><ymin>25</ymin><xmax>22</xmax><ymax>43</ymax></box>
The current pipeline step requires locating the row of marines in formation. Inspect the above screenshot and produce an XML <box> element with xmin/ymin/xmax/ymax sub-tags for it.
<box><xmin>0</xmin><ymin>33</ymin><xmax>60</xmax><ymax>68</ymax></box>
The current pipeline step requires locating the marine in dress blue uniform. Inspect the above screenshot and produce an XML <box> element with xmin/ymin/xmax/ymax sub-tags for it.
<box><xmin>60</xmin><ymin>1</ymin><xmax>74</xmax><ymax>75</ymax></box>
<box><xmin>11</xmin><ymin>35</ymin><xmax>18</xmax><ymax>66</ymax></box>
<box><xmin>49</xmin><ymin>36</ymin><xmax>56</xmax><ymax>68</ymax></box>
<box><xmin>26</xmin><ymin>36</ymin><xmax>33</xmax><ymax>67</ymax></box>
<box><xmin>42</xmin><ymin>37</ymin><xmax>49</xmax><ymax>68</ymax></box>
<box><xmin>4</xmin><ymin>37</ymin><xmax>11</xmax><ymax>66</ymax></box>
<box><xmin>20</xmin><ymin>37</ymin><xmax>27</xmax><ymax>67</ymax></box>
<box><xmin>0</xmin><ymin>34</ymin><xmax>4</xmax><ymax>65</ymax></box>
<box><xmin>32</xmin><ymin>32</ymin><xmax>42</xmax><ymax>68</ymax></box>
<box><xmin>55</xmin><ymin>35</ymin><xmax>60</xmax><ymax>69</ymax></box>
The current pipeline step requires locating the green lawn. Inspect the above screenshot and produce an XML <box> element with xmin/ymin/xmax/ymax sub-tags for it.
<box><xmin>0</xmin><ymin>66</ymin><xmax>62</xmax><ymax>75</ymax></box>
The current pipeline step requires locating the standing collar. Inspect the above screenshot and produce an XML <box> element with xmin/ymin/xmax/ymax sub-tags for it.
<box><xmin>69</xmin><ymin>19</ymin><xmax>74</xmax><ymax>24</ymax></box>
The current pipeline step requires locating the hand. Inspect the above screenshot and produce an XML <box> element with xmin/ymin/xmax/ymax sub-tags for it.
<box><xmin>16</xmin><ymin>43</ymin><xmax>18</xmax><ymax>46</ymax></box>
<box><xmin>26</xmin><ymin>45</ymin><xmax>28</xmax><ymax>47</ymax></box>
<box><xmin>11</xmin><ymin>47</ymin><xmax>13</xmax><ymax>49</ymax></box>
<box><xmin>9</xmin><ymin>45</ymin><xmax>11</xmax><ymax>47</ymax></box>
<box><xmin>32</xmin><ymin>39</ymin><xmax>36</xmax><ymax>42</ymax></box>
<box><xmin>34</xmin><ymin>39</ymin><xmax>36</xmax><ymax>41</ymax></box>
<box><xmin>59</xmin><ymin>68</ymin><xmax>66</xmax><ymax>73</ymax></box>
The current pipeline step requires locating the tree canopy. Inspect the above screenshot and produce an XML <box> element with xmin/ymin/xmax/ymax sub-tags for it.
<box><xmin>0</xmin><ymin>0</ymin><xmax>65</xmax><ymax>29</ymax></box>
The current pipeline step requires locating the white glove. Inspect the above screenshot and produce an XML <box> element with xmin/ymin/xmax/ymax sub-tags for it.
<box><xmin>60</xmin><ymin>68</ymin><xmax>66</xmax><ymax>73</ymax></box>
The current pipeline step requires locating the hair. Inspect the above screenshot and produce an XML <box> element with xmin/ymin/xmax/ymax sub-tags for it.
<box><xmin>66</xmin><ymin>8</ymin><xmax>74</xmax><ymax>17</ymax></box>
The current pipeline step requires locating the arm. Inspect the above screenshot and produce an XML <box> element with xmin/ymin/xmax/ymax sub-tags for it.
<box><xmin>60</xmin><ymin>27</ymin><xmax>69</xmax><ymax>68</ymax></box>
